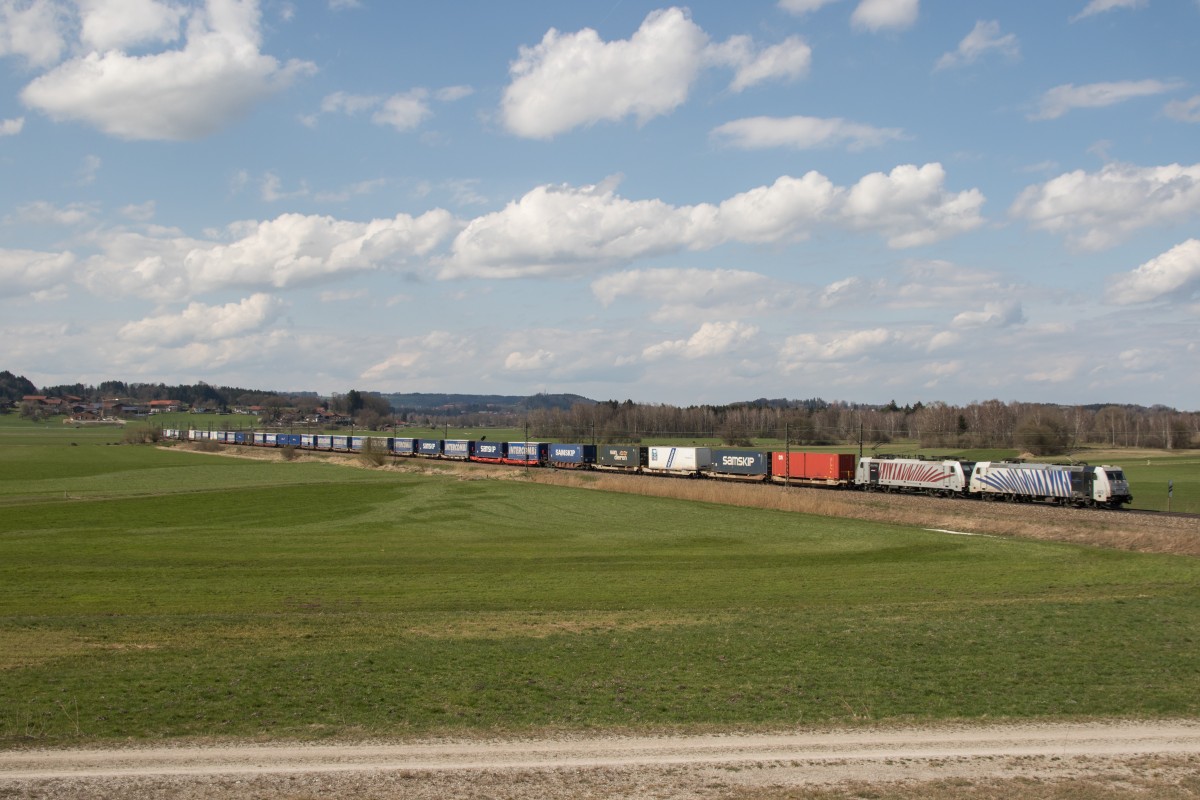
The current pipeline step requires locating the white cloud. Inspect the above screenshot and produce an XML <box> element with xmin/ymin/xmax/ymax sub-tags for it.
<box><xmin>778</xmin><ymin>0</ymin><xmax>842</xmax><ymax>15</ymax></box>
<box><xmin>643</xmin><ymin>320</ymin><xmax>759</xmax><ymax>361</ymax></box>
<box><xmin>1071</xmin><ymin>0</ymin><xmax>1147</xmax><ymax>22</ymax></box>
<box><xmin>851</xmin><ymin>0</ymin><xmax>918</xmax><ymax>32</ymax></box>
<box><xmin>0</xmin><ymin>248</ymin><xmax>75</xmax><ymax>297</ymax></box>
<box><xmin>1107</xmin><ymin>239</ymin><xmax>1200</xmax><ymax>304</ymax></box>
<box><xmin>77</xmin><ymin>0</ymin><xmax>185</xmax><ymax>51</ymax></box>
<box><xmin>20</xmin><ymin>0</ymin><xmax>317</xmax><ymax>140</ymax></box>
<box><xmin>321</xmin><ymin>91</ymin><xmax>380</xmax><ymax>115</ymax></box>
<box><xmin>709</xmin><ymin>34</ymin><xmax>812</xmax><ymax>92</ymax></box>
<box><xmin>444</xmin><ymin>165</ymin><xmax>983</xmax><ymax>278</ymax></box>
<box><xmin>504</xmin><ymin>349</ymin><xmax>556</xmax><ymax>371</ymax></box>
<box><xmin>118</xmin><ymin>292</ymin><xmax>284</xmax><ymax>345</ymax></box>
<box><xmin>1010</xmin><ymin>162</ymin><xmax>1200</xmax><ymax>250</ymax></box>
<box><xmin>1030</xmin><ymin>79</ymin><xmax>1183</xmax><ymax>120</ymax></box>
<box><xmin>120</xmin><ymin>201</ymin><xmax>157</xmax><ymax>221</ymax></box>
<box><xmin>501</xmin><ymin>7</ymin><xmax>708</xmax><ymax>139</ymax></box>
<box><xmin>780</xmin><ymin>327</ymin><xmax>893</xmax><ymax>365</ymax></box>
<box><xmin>0</xmin><ymin>116</ymin><xmax>24</xmax><ymax>135</ymax></box>
<box><xmin>317</xmin><ymin>86</ymin><xmax>465</xmax><ymax>132</ymax></box>
<box><xmin>1165</xmin><ymin>95</ymin><xmax>1200</xmax><ymax>123</ymax></box>
<box><xmin>371</xmin><ymin>89</ymin><xmax>432</xmax><ymax>131</ymax></box>
<box><xmin>712</xmin><ymin>115</ymin><xmax>903</xmax><ymax>151</ymax></box>
<box><xmin>360</xmin><ymin>331</ymin><xmax>477</xmax><ymax>381</ymax></box>
<box><xmin>0</xmin><ymin>0</ymin><xmax>66</xmax><ymax>68</ymax></box>
<box><xmin>78</xmin><ymin>154</ymin><xmax>102</xmax><ymax>185</ymax></box>
<box><xmin>7</xmin><ymin>200</ymin><xmax>96</xmax><ymax>226</ymax></box>
<box><xmin>81</xmin><ymin>209</ymin><xmax>459</xmax><ymax>300</ymax></box>
<box><xmin>934</xmin><ymin>20</ymin><xmax>1018</xmax><ymax>71</ymax></box>
<box><xmin>950</xmin><ymin>300</ymin><xmax>1025</xmax><ymax>329</ymax></box>
<box><xmin>841</xmin><ymin>163</ymin><xmax>985</xmax><ymax>248</ymax></box>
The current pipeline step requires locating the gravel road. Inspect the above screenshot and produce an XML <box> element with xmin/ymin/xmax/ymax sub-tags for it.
<box><xmin>4</xmin><ymin>720</ymin><xmax>1199</xmax><ymax>799</ymax></box>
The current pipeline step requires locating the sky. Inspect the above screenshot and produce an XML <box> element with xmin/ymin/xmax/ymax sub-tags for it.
<box><xmin>2</xmin><ymin>0</ymin><xmax>1199</xmax><ymax>409</ymax></box>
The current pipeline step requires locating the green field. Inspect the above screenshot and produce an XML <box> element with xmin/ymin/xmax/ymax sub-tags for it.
<box><xmin>2</xmin><ymin>417</ymin><xmax>1199</xmax><ymax>744</ymax></box>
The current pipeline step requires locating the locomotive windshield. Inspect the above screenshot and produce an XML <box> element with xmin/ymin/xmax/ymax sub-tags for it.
<box><xmin>1106</xmin><ymin>469</ymin><xmax>1126</xmax><ymax>481</ymax></box>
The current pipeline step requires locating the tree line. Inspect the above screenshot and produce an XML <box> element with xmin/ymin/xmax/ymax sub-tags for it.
<box><xmin>4</xmin><ymin>370</ymin><xmax>1195</xmax><ymax>452</ymax></box>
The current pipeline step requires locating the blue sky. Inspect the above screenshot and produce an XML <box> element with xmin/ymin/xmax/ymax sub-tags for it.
<box><xmin>2</xmin><ymin>0</ymin><xmax>1199</xmax><ymax>408</ymax></box>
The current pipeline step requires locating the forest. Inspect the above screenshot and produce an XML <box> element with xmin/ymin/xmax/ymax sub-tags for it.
<box><xmin>3</xmin><ymin>370</ymin><xmax>1196</xmax><ymax>454</ymax></box>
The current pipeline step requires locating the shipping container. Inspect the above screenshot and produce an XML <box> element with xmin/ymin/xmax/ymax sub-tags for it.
<box><xmin>769</xmin><ymin>452</ymin><xmax>856</xmax><ymax>485</ymax></box>
<box><xmin>503</xmin><ymin>441</ymin><xmax>548</xmax><ymax>466</ymax></box>
<box><xmin>416</xmin><ymin>439</ymin><xmax>443</xmax><ymax>457</ymax></box>
<box><xmin>330</xmin><ymin>435</ymin><xmax>351</xmax><ymax>451</ymax></box>
<box><xmin>548</xmin><ymin>443</ymin><xmax>596</xmax><ymax>468</ymax></box>
<box><xmin>315</xmin><ymin>434</ymin><xmax>333</xmax><ymax>450</ymax></box>
<box><xmin>710</xmin><ymin>449</ymin><xmax>768</xmax><ymax>478</ymax></box>
<box><xmin>442</xmin><ymin>439</ymin><xmax>473</xmax><ymax>460</ymax></box>
<box><xmin>646</xmin><ymin>446</ymin><xmax>711</xmax><ymax>475</ymax></box>
<box><xmin>594</xmin><ymin>445</ymin><xmax>648</xmax><ymax>471</ymax></box>
<box><xmin>391</xmin><ymin>437</ymin><xmax>417</xmax><ymax>456</ymax></box>
<box><xmin>263</xmin><ymin>432</ymin><xmax>279</xmax><ymax>446</ymax></box>
<box><xmin>471</xmin><ymin>440</ymin><xmax>505</xmax><ymax>462</ymax></box>
<box><xmin>300</xmin><ymin>434</ymin><xmax>317</xmax><ymax>449</ymax></box>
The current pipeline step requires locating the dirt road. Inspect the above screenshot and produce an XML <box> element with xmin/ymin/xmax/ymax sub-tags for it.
<box><xmin>4</xmin><ymin>720</ymin><xmax>1199</xmax><ymax>799</ymax></box>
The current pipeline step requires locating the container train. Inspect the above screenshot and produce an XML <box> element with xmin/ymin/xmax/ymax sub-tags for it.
<box><xmin>162</xmin><ymin>429</ymin><xmax>1133</xmax><ymax>509</ymax></box>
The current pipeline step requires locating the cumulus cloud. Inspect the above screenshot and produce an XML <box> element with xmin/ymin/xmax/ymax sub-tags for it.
<box><xmin>444</xmin><ymin>165</ymin><xmax>982</xmax><ymax>278</ymax></box>
<box><xmin>0</xmin><ymin>0</ymin><xmax>66</xmax><ymax>68</ymax></box>
<box><xmin>1071</xmin><ymin>0</ymin><xmax>1147</xmax><ymax>22</ymax></box>
<box><xmin>934</xmin><ymin>20</ymin><xmax>1018</xmax><ymax>71</ymax></box>
<box><xmin>20</xmin><ymin>0</ymin><xmax>317</xmax><ymax>140</ymax></box>
<box><xmin>118</xmin><ymin>292</ymin><xmax>284</xmax><ymax>345</ymax></box>
<box><xmin>81</xmin><ymin>209</ymin><xmax>458</xmax><ymax>301</ymax></box>
<box><xmin>841</xmin><ymin>163</ymin><xmax>985</xmax><ymax>248</ymax></box>
<box><xmin>851</xmin><ymin>0</ymin><xmax>918</xmax><ymax>32</ymax></box>
<box><xmin>77</xmin><ymin>0</ymin><xmax>186</xmax><ymax>51</ymax></box>
<box><xmin>643</xmin><ymin>320</ymin><xmax>759</xmax><ymax>361</ymax></box>
<box><xmin>780</xmin><ymin>327</ymin><xmax>892</xmax><ymax>366</ymax></box>
<box><xmin>0</xmin><ymin>247</ymin><xmax>76</xmax><ymax>297</ymax></box>
<box><xmin>500</xmin><ymin>7</ymin><xmax>809</xmax><ymax>139</ymax></box>
<box><xmin>1010</xmin><ymin>162</ymin><xmax>1200</xmax><ymax>250</ymax></box>
<box><xmin>712</xmin><ymin>115</ymin><xmax>903</xmax><ymax>151</ymax></box>
<box><xmin>1107</xmin><ymin>239</ymin><xmax>1200</xmax><ymax>304</ymax></box>
<box><xmin>501</xmin><ymin>7</ymin><xmax>708</xmax><ymax>139</ymax></box>
<box><xmin>0</xmin><ymin>116</ymin><xmax>24</xmax><ymax>135</ymax></box>
<box><xmin>1030</xmin><ymin>79</ymin><xmax>1183</xmax><ymax>120</ymax></box>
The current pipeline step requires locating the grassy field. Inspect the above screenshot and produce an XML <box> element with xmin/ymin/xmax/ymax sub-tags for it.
<box><xmin>3</xmin><ymin>417</ymin><xmax>1198</xmax><ymax>745</ymax></box>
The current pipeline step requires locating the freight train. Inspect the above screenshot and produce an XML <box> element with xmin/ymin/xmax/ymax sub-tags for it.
<box><xmin>162</xmin><ymin>429</ymin><xmax>1133</xmax><ymax>509</ymax></box>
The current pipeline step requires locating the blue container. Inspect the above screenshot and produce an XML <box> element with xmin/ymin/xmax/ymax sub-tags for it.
<box><xmin>549</xmin><ymin>443</ymin><xmax>596</xmax><ymax>467</ymax></box>
<box><xmin>417</xmin><ymin>439</ymin><xmax>443</xmax><ymax>457</ymax></box>
<box><xmin>442</xmin><ymin>439</ymin><xmax>472</xmax><ymax>459</ymax></box>
<box><xmin>711</xmin><ymin>449</ymin><xmax>768</xmax><ymax>476</ymax></box>
<box><xmin>391</xmin><ymin>438</ymin><xmax>417</xmax><ymax>456</ymax></box>
<box><xmin>300</xmin><ymin>434</ymin><xmax>317</xmax><ymax>449</ymax></box>
<box><xmin>471</xmin><ymin>440</ymin><xmax>505</xmax><ymax>461</ymax></box>
<box><xmin>350</xmin><ymin>436</ymin><xmax>365</xmax><ymax>451</ymax></box>
<box><xmin>330</xmin><ymin>436</ymin><xmax>351</xmax><ymax>451</ymax></box>
<box><xmin>504</xmin><ymin>442</ymin><xmax>548</xmax><ymax>465</ymax></box>
<box><xmin>315</xmin><ymin>434</ymin><xmax>333</xmax><ymax>450</ymax></box>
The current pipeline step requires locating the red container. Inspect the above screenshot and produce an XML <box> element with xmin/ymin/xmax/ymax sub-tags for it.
<box><xmin>770</xmin><ymin>452</ymin><xmax>855</xmax><ymax>483</ymax></box>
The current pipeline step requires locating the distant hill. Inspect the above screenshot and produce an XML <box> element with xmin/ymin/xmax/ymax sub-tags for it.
<box><xmin>384</xmin><ymin>392</ymin><xmax>595</xmax><ymax>414</ymax></box>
